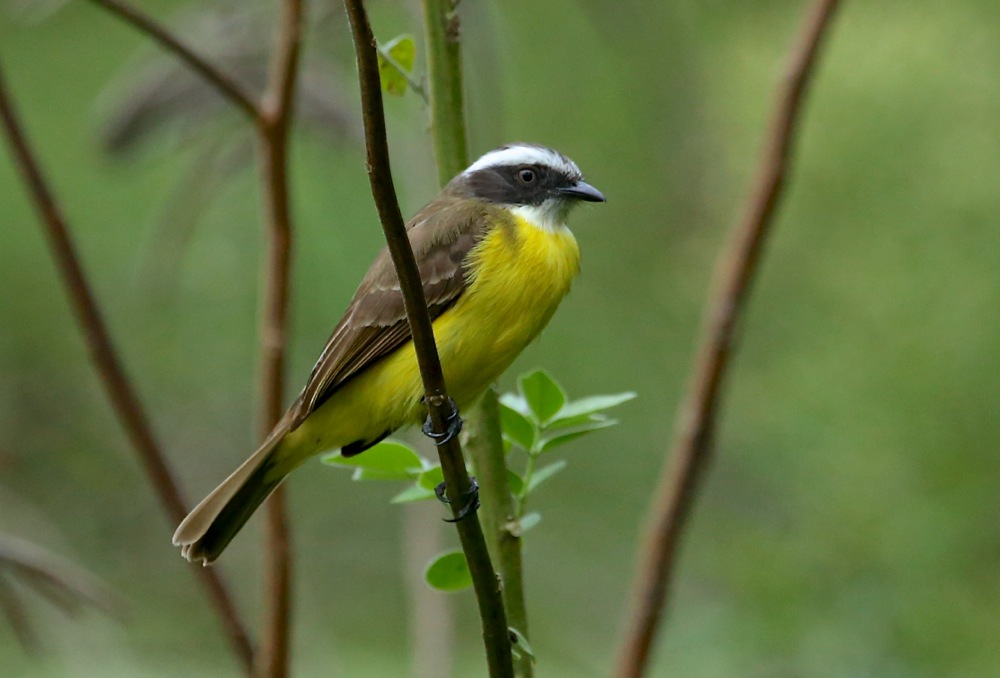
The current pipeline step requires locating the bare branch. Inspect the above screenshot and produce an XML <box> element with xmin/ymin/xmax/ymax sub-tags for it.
<box><xmin>341</xmin><ymin>1</ymin><xmax>513</xmax><ymax>675</ymax></box>
<box><xmin>0</xmin><ymin>57</ymin><xmax>255</xmax><ymax>675</ymax></box>
<box><xmin>86</xmin><ymin>0</ymin><xmax>261</xmax><ymax>122</ymax></box>
<box><xmin>614</xmin><ymin>2</ymin><xmax>843</xmax><ymax>676</ymax></box>
<box><xmin>253</xmin><ymin>1</ymin><xmax>304</xmax><ymax>677</ymax></box>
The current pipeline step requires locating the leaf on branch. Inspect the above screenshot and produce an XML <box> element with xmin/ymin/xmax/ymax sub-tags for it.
<box><xmin>507</xmin><ymin>469</ymin><xmax>524</xmax><ymax>496</ymax></box>
<box><xmin>499</xmin><ymin>402</ymin><xmax>535</xmax><ymax>451</ymax></box>
<box><xmin>391</xmin><ymin>483</ymin><xmax>437</xmax><ymax>504</ymax></box>
<box><xmin>322</xmin><ymin>440</ymin><xmax>427</xmax><ymax>480</ymax></box>
<box><xmin>376</xmin><ymin>34</ymin><xmax>416</xmax><ymax>96</ymax></box>
<box><xmin>518</xmin><ymin>369</ymin><xmax>567</xmax><ymax>425</ymax></box>
<box><xmin>550</xmin><ymin>392</ymin><xmax>637</xmax><ymax>426</ymax></box>
<box><xmin>424</xmin><ymin>551</ymin><xmax>472</xmax><ymax>592</ymax></box>
<box><xmin>507</xmin><ymin>512</ymin><xmax>541</xmax><ymax>537</ymax></box>
<box><xmin>508</xmin><ymin>626</ymin><xmax>536</xmax><ymax>662</ymax></box>
<box><xmin>539</xmin><ymin>418</ymin><xmax>619</xmax><ymax>454</ymax></box>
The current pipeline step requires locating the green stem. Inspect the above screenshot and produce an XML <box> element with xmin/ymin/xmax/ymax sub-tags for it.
<box><xmin>418</xmin><ymin>1</ymin><xmax>530</xmax><ymax>673</ymax></box>
<box><xmin>419</xmin><ymin>0</ymin><xmax>468</xmax><ymax>183</ymax></box>
<box><xmin>466</xmin><ymin>391</ymin><xmax>532</xmax><ymax>677</ymax></box>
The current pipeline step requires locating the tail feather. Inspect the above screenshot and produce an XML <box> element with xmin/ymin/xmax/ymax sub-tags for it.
<box><xmin>173</xmin><ymin>440</ymin><xmax>290</xmax><ymax>564</ymax></box>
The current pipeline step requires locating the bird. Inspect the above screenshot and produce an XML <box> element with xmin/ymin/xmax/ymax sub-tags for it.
<box><xmin>173</xmin><ymin>143</ymin><xmax>605</xmax><ymax>564</ymax></box>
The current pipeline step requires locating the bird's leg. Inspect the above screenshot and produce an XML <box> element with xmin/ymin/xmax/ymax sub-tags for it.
<box><xmin>422</xmin><ymin>396</ymin><xmax>477</xmax><ymax>520</ymax></box>
<box><xmin>421</xmin><ymin>396</ymin><xmax>463</xmax><ymax>446</ymax></box>
<box><xmin>434</xmin><ymin>477</ymin><xmax>480</xmax><ymax>523</ymax></box>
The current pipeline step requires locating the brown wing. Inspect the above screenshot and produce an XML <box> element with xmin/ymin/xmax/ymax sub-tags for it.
<box><xmin>287</xmin><ymin>195</ymin><xmax>497</xmax><ymax>430</ymax></box>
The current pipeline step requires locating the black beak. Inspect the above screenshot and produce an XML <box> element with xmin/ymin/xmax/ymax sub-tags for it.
<box><xmin>558</xmin><ymin>180</ymin><xmax>606</xmax><ymax>203</ymax></box>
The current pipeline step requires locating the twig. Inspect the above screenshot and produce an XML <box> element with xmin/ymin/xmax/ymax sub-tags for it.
<box><xmin>85</xmin><ymin>0</ymin><xmax>261</xmax><ymax>122</ymax></box>
<box><xmin>614</xmin><ymin>2</ymin><xmax>843</xmax><ymax>677</ymax></box>
<box><xmin>254</xmin><ymin>1</ymin><xmax>304</xmax><ymax>677</ymax></box>
<box><xmin>341</xmin><ymin>1</ymin><xmax>513</xmax><ymax>676</ymax></box>
<box><xmin>0</xmin><ymin>57</ymin><xmax>255</xmax><ymax>674</ymax></box>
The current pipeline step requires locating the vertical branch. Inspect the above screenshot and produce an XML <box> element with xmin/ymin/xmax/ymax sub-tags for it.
<box><xmin>466</xmin><ymin>393</ymin><xmax>532</xmax><ymax>678</ymax></box>
<box><xmin>341</xmin><ymin>1</ymin><xmax>513</xmax><ymax>676</ymax></box>
<box><xmin>417</xmin><ymin>2</ymin><xmax>530</xmax><ymax>671</ymax></box>
<box><xmin>614</xmin><ymin>2</ymin><xmax>842</xmax><ymax>677</ymax></box>
<box><xmin>419</xmin><ymin>0</ymin><xmax>468</xmax><ymax>184</ymax></box>
<box><xmin>0</xmin><ymin>58</ymin><xmax>254</xmax><ymax>674</ymax></box>
<box><xmin>254</xmin><ymin>1</ymin><xmax>304</xmax><ymax>677</ymax></box>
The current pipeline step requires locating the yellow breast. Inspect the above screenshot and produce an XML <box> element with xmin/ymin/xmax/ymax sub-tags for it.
<box><xmin>435</xmin><ymin>213</ymin><xmax>581</xmax><ymax>404</ymax></box>
<box><xmin>286</xmin><ymin>212</ymin><xmax>580</xmax><ymax>458</ymax></box>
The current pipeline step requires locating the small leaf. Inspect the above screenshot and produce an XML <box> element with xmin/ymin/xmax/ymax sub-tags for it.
<box><xmin>542</xmin><ymin>412</ymin><xmax>605</xmax><ymax>432</ymax></box>
<box><xmin>425</xmin><ymin>551</ymin><xmax>472</xmax><ymax>592</ymax></box>
<box><xmin>507</xmin><ymin>470</ymin><xmax>524</xmax><ymax>496</ymax></box>
<box><xmin>391</xmin><ymin>483</ymin><xmax>438</xmax><ymax>503</ymax></box>
<box><xmin>539</xmin><ymin>419</ymin><xmax>619</xmax><ymax>453</ymax></box>
<box><xmin>551</xmin><ymin>392</ymin><xmax>637</xmax><ymax>423</ymax></box>
<box><xmin>322</xmin><ymin>440</ymin><xmax>426</xmax><ymax>481</ymax></box>
<box><xmin>509</xmin><ymin>512</ymin><xmax>541</xmax><ymax>536</ymax></box>
<box><xmin>417</xmin><ymin>466</ymin><xmax>445</xmax><ymax>491</ymax></box>
<box><xmin>518</xmin><ymin>369</ymin><xmax>566</xmax><ymax>424</ymax></box>
<box><xmin>526</xmin><ymin>460</ymin><xmax>567</xmax><ymax>494</ymax></box>
<box><xmin>500</xmin><ymin>403</ymin><xmax>536</xmax><ymax>451</ymax></box>
<box><xmin>509</xmin><ymin>627</ymin><xmax>536</xmax><ymax>662</ymax></box>
<box><xmin>499</xmin><ymin>392</ymin><xmax>531</xmax><ymax>417</ymax></box>
<box><xmin>377</xmin><ymin>34</ymin><xmax>416</xmax><ymax>96</ymax></box>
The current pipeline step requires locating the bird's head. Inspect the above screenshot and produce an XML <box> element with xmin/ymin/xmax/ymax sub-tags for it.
<box><xmin>449</xmin><ymin>143</ymin><xmax>605</xmax><ymax>231</ymax></box>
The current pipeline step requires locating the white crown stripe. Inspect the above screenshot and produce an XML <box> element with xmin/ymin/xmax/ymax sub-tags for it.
<box><xmin>463</xmin><ymin>145</ymin><xmax>581</xmax><ymax>178</ymax></box>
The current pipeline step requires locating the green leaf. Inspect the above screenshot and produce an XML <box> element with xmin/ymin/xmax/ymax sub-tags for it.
<box><xmin>425</xmin><ymin>551</ymin><xmax>472</xmax><ymax>592</ymax></box>
<box><xmin>509</xmin><ymin>512</ymin><xmax>541</xmax><ymax>536</ymax></box>
<box><xmin>321</xmin><ymin>440</ymin><xmax>426</xmax><ymax>480</ymax></box>
<box><xmin>499</xmin><ymin>392</ymin><xmax>531</xmax><ymax>417</ymax></box>
<box><xmin>507</xmin><ymin>469</ymin><xmax>524</xmax><ymax>496</ymax></box>
<box><xmin>551</xmin><ymin>392</ymin><xmax>637</xmax><ymax>423</ymax></box>
<box><xmin>539</xmin><ymin>418</ymin><xmax>619</xmax><ymax>453</ymax></box>
<box><xmin>518</xmin><ymin>369</ymin><xmax>566</xmax><ymax>424</ymax></box>
<box><xmin>500</xmin><ymin>402</ymin><xmax>536</xmax><ymax>450</ymax></box>
<box><xmin>526</xmin><ymin>460</ymin><xmax>567</xmax><ymax>493</ymax></box>
<box><xmin>509</xmin><ymin>626</ymin><xmax>536</xmax><ymax>662</ymax></box>
<box><xmin>417</xmin><ymin>465</ymin><xmax>445</xmax><ymax>491</ymax></box>
<box><xmin>541</xmin><ymin>412</ymin><xmax>605</xmax><ymax>432</ymax></box>
<box><xmin>377</xmin><ymin>34</ymin><xmax>416</xmax><ymax>96</ymax></box>
<box><xmin>391</xmin><ymin>483</ymin><xmax>437</xmax><ymax>503</ymax></box>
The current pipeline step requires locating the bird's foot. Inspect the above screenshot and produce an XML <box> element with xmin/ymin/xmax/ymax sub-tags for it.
<box><xmin>434</xmin><ymin>477</ymin><xmax>480</xmax><ymax>523</ymax></box>
<box><xmin>421</xmin><ymin>397</ymin><xmax>463</xmax><ymax>446</ymax></box>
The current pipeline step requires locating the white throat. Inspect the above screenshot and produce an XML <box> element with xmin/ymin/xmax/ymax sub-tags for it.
<box><xmin>509</xmin><ymin>200</ymin><xmax>573</xmax><ymax>234</ymax></box>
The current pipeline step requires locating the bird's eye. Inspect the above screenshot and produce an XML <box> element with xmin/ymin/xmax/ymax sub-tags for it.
<box><xmin>517</xmin><ymin>168</ymin><xmax>536</xmax><ymax>184</ymax></box>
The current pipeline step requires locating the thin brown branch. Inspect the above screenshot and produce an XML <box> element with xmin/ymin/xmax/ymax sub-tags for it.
<box><xmin>253</xmin><ymin>1</ymin><xmax>304</xmax><ymax>677</ymax></box>
<box><xmin>86</xmin><ymin>0</ymin><xmax>261</xmax><ymax>122</ymax></box>
<box><xmin>254</xmin><ymin>0</ymin><xmax>303</xmax><ymax>678</ymax></box>
<box><xmin>341</xmin><ymin>1</ymin><xmax>513</xmax><ymax>676</ymax></box>
<box><xmin>614</xmin><ymin>2</ymin><xmax>843</xmax><ymax>677</ymax></box>
<box><xmin>0</xmin><ymin>57</ymin><xmax>255</xmax><ymax>674</ymax></box>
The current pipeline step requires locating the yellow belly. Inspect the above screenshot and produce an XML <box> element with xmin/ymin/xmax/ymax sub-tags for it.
<box><xmin>283</xmin><ymin>215</ymin><xmax>580</xmax><ymax>460</ymax></box>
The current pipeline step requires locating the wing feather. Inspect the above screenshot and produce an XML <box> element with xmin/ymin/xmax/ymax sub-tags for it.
<box><xmin>288</xmin><ymin>197</ymin><xmax>497</xmax><ymax>430</ymax></box>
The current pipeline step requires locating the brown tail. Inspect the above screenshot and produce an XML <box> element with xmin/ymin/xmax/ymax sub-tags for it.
<box><xmin>172</xmin><ymin>439</ymin><xmax>290</xmax><ymax>565</ymax></box>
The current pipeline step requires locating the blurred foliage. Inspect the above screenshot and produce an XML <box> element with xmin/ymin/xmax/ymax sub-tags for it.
<box><xmin>1</xmin><ymin>0</ymin><xmax>998</xmax><ymax>676</ymax></box>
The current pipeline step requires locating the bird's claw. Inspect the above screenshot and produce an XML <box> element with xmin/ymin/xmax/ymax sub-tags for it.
<box><xmin>421</xmin><ymin>398</ymin><xmax>463</xmax><ymax>446</ymax></box>
<box><xmin>434</xmin><ymin>477</ymin><xmax>480</xmax><ymax>523</ymax></box>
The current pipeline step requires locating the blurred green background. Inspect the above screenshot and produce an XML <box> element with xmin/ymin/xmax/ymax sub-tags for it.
<box><xmin>2</xmin><ymin>0</ymin><xmax>998</xmax><ymax>676</ymax></box>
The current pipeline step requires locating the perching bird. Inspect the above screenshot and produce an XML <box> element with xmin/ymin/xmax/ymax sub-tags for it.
<box><xmin>173</xmin><ymin>143</ymin><xmax>605</xmax><ymax>563</ymax></box>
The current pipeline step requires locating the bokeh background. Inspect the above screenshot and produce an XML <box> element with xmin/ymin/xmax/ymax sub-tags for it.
<box><xmin>2</xmin><ymin>0</ymin><xmax>998</xmax><ymax>676</ymax></box>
